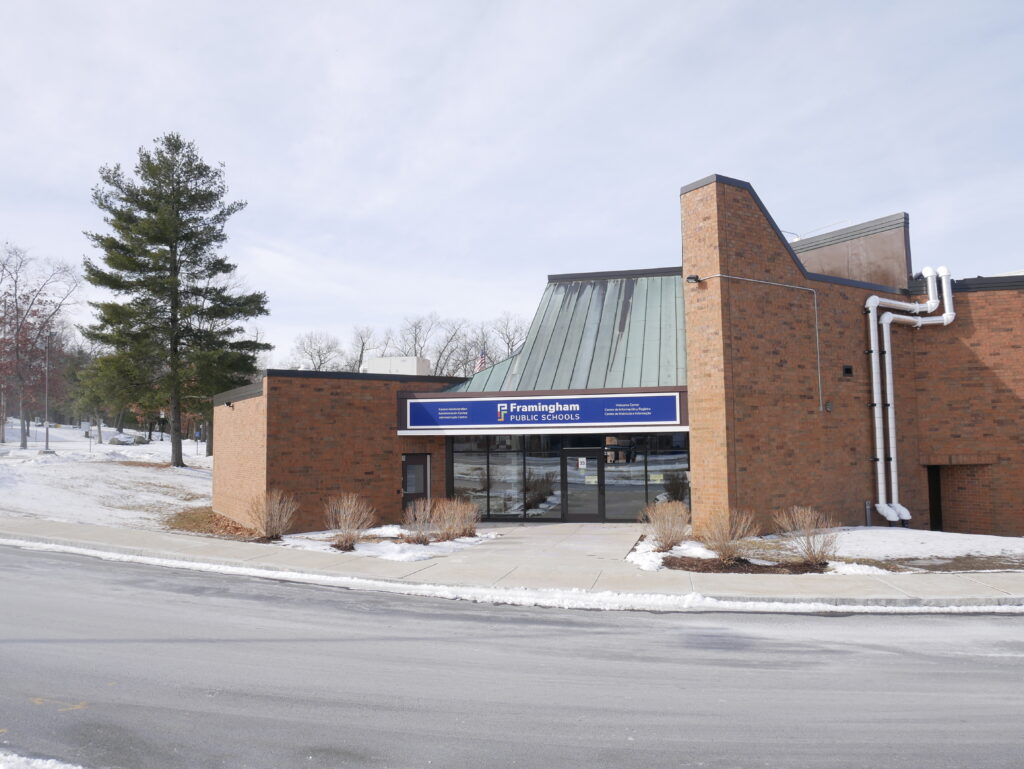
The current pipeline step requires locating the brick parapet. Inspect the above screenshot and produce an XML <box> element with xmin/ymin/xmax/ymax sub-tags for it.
<box><xmin>263</xmin><ymin>375</ymin><xmax>449</xmax><ymax>531</ymax></box>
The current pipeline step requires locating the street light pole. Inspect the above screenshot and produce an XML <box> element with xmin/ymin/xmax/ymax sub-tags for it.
<box><xmin>43</xmin><ymin>333</ymin><xmax>52</xmax><ymax>453</ymax></box>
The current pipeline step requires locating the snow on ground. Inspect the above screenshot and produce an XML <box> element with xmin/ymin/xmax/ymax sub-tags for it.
<box><xmin>0</xmin><ymin>751</ymin><xmax>87</xmax><ymax>769</ymax></box>
<box><xmin>627</xmin><ymin>537</ymin><xmax>717</xmax><ymax>571</ymax></box>
<box><xmin>833</xmin><ymin>526</ymin><xmax>1024</xmax><ymax>560</ymax></box>
<box><xmin>627</xmin><ymin>525</ymin><xmax>1024</xmax><ymax>573</ymax></box>
<box><xmin>0</xmin><ymin>421</ymin><xmax>211</xmax><ymax>530</ymax></box>
<box><xmin>280</xmin><ymin>527</ymin><xmax>499</xmax><ymax>561</ymax></box>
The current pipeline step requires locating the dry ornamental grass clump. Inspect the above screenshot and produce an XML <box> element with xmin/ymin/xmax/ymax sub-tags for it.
<box><xmin>432</xmin><ymin>497</ymin><xmax>480</xmax><ymax>540</ymax></box>
<box><xmin>641</xmin><ymin>501</ymin><xmax>690</xmax><ymax>552</ymax></box>
<box><xmin>248</xmin><ymin>488</ymin><xmax>299</xmax><ymax>539</ymax></box>
<box><xmin>774</xmin><ymin>505</ymin><xmax>840</xmax><ymax>566</ymax></box>
<box><xmin>325</xmin><ymin>493</ymin><xmax>376</xmax><ymax>551</ymax></box>
<box><xmin>699</xmin><ymin>509</ymin><xmax>759</xmax><ymax>564</ymax></box>
<box><xmin>402</xmin><ymin>498</ymin><xmax>433</xmax><ymax>545</ymax></box>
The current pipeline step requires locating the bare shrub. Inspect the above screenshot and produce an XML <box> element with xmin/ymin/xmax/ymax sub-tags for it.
<box><xmin>641</xmin><ymin>501</ymin><xmax>691</xmax><ymax>552</ymax></box>
<box><xmin>432</xmin><ymin>497</ymin><xmax>480</xmax><ymax>541</ymax></box>
<box><xmin>699</xmin><ymin>509</ymin><xmax>759</xmax><ymax>563</ymax></box>
<box><xmin>324</xmin><ymin>493</ymin><xmax>376</xmax><ymax>551</ymax></box>
<box><xmin>401</xmin><ymin>498</ymin><xmax>433</xmax><ymax>545</ymax></box>
<box><xmin>662</xmin><ymin>471</ymin><xmax>689</xmax><ymax>503</ymax></box>
<box><xmin>524</xmin><ymin>471</ymin><xmax>555</xmax><ymax>509</ymax></box>
<box><xmin>248</xmin><ymin>488</ymin><xmax>299</xmax><ymax>539</ymax></box>
<box><xmin>773</xmin><ymin>505</ymin><xmax>840</xmax><ymax>566</ymax></box>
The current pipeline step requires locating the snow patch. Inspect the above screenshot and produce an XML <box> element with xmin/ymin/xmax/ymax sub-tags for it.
<box><xmin>0</xmin><ymin>751</ymin><xmax>87</xmax><ymax>769</ymax></box>
<box><xmin>0</xmin><ymin>423</ymin><xmax>211</xmax><ymax>530</ymax></box>
<box><xmin>828</xmin><ymin>561</ymin><xmax>891</xmax><ymax>575</ymax></box>
<box><xmin>834</xmin><ymin>527</ymin><xmax>1024</xmax><ymax>560</ymax></box>
<box><xmin>279</xmin><ymin>529</ymin><xmax>499</xmax><ymax>561</ymax></box>
<box><xmin>626</xmin><ymin>537</ymin><xmax>717</xmax><ymax>571</ymax></box>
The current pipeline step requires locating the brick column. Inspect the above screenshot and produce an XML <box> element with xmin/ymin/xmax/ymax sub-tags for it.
<box><xmin>681</xmin><ymin>180</ymin><xmax>736</xmax><ymax>532</ymax></box>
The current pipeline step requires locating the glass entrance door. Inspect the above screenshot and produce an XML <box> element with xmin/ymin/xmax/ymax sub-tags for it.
<box><xmin>560</xmin><ymin>449</ymin><xmax>604</xmax><ymax>521</ymax></box>
<box><xmin>402</xmin><ymin>453</ymin><xmax>430</xmax><ymax>510</ymax></box>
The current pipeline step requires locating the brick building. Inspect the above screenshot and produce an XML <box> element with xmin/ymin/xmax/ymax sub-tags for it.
<box><xmin>213</xmin><ymin>174</ymin><xmax>1024</xmax><ymax>536</ymax></box>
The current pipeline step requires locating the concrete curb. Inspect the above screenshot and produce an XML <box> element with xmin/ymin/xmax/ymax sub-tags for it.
<box><xmin>3</xmin><ymin>528</ymin><xmax>1023</xmax><ymax>613</ymax></box>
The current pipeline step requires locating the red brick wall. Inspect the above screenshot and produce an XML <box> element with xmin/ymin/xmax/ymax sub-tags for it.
<box><xmin>212</xmin><ymin>381</ymin><xmax>267</xmax><ymax>529</ymax></box>
<box><xmin>913</xmin><ymin>290</ymin><xmax>1024</xmax><ymax>535</ymax></box>
<box><xmin>264</xmin><ymin>375</ymin><xmax>449</xmax><ymax>531</ymax></box>
<box><xmin>682</xmin><ymin>177</ymin><xmax>1023</xmax><ymax>536</ymax></box>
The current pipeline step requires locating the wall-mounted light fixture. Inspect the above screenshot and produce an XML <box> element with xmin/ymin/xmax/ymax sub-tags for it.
<box><xmin>685</xmin><ymin>274</ymin><xmax>701</xmax><ymax>284</ymax></box>
<box><xmin>225</xmin><ymin>401</ymin><xmax>234</xmax><ymax>409</ymax></box>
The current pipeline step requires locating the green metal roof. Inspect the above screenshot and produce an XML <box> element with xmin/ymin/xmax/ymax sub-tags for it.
<box><xmin>451</xmin><ymin>267</ymin><xmax>685</xmax><ymax>392</ymax></box>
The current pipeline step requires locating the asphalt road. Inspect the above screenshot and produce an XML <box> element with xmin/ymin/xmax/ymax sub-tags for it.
<box><xmin>1</xmin><ymin>546</ymin><xmax>1023</xmax><ymax>769</ymax></box>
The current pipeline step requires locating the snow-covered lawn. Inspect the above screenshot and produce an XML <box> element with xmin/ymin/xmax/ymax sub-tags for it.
<box><xmin>0</xmin><ymin>421</ymin><xmax>211</xmax><ymax>530</ymax></box>
<box><xmin>281</xmin><ymin>525</ymin><xmax>499</xmax><ymax>562</ymax></box>
<box><xmin>0</xmin><ymin>422</ymin><xmax>497</xmax><ymax>562</ymax></box>
<box><xmin>629</xmin><ymin>525</ymin><xmax>1024</xmax><ymax>573</ymax></box>
<box><xmin>833</xmin><ymin>527</ymin><xmax>1024</xmax><ymax>560</ymax></box>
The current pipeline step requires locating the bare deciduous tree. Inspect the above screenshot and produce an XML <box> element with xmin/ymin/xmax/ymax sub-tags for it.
<box><xmin>343</xmin><ymin>325</ymin><xmax>377</xmax><ymax>372</ymax></box>
<box><xmin>491</xmin><ymin>312</ymin><xmax>528</xmax><ymax>357</ymax></box>
<box><xmin>0</xmin><ymin>244</ymin><xmax>79</xmax><ymax>448</ymax></box>
<box><xmin>289</xmin><ymin>330</ymin><xmax>343</xmax><ymax>371</ymax></box>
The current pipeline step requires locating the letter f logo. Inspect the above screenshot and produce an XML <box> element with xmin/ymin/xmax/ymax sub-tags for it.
<box><xmin>497</xmin><ymin>403</ymin><xmax>508</xmax><ymax>422</ymax></box>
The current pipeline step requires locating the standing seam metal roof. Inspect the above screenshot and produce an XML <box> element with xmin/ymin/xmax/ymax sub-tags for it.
<box><xmin>450</xmin><ymin>268</ymin><xmax>685</xmax><ymax>392</ymax></box>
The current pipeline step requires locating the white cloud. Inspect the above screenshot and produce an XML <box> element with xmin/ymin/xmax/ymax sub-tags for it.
<box><xmin>1</xmin><ymin>0</ymin><xmax>1022</xmax><ymax>352</ymax></box>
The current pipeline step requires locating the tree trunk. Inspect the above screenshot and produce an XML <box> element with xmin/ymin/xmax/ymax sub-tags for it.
<box><xmin>18</xmin><ymin>390</ymin><xmax>27</xmax><ymax>449</ymax></box>
<box><xmin>116</xmin><ymin>408</ymin><xmax>125</xmax><ymax>433</ymax></box>
<box><xmin>95</xmin><ymin>411</ymin><xmax>103</xmax><ymax>444</ymax></box>
<box><xmin>169</xmin><ymin>390</ymin><xmax>183</xmax><ymax>467</ymax></box>
<box><xmin>0</xmin><ymin>387</ymin><xmax>6</xmax><ymax>443</ymax></box>
<box><xmin>205</xmin><ymin>417</ymin><xmax>213</xmax><ymax>457</ymax></box>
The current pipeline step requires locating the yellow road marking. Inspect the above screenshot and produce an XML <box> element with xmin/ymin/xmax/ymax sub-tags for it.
<box><xmin>30</xmin><ymin>697</ymin><xmax>88</xmax><ymax>712</ymax></box>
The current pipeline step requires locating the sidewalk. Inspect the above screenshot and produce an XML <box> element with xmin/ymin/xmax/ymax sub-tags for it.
<box><xmin>2</xmin><ymin>515</ymin><xmax>1023</xmax><ymax>612</ymax></box>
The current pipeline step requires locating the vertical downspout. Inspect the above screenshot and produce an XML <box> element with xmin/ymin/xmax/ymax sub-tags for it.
<box><xmin>877</xmin><ymin>268</ymin><xmax>953</xmax><ymax>523</ymax></box>
<box><xmin>865</xmin><ymin>267</ymin><xmax>940</xmax><ymax>523</ymax></box>
<box><xmin>865</xmin><ymin>297</ymin><xmax>895</xmax><ymax>521</ymax></box>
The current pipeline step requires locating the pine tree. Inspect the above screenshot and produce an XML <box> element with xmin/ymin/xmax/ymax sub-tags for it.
<box><xmin>83</xmin><ymin>133</ymin><xmax>270</xmax><ymax>466</ymax></box>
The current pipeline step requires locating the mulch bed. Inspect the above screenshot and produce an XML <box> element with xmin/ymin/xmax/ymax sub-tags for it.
<box><xmin>662</xmin><ymin>556</ymin><xmax>826</xmax><ymax>575</ymax></box>
<box><xmin>164</xmin><ymin>506</ymin><xmax>260</xmax><ymax>540</ymax></box>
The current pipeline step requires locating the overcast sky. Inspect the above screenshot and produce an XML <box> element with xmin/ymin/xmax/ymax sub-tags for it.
<box><xmin>1</xmin><ymin>0</ymin><xmax>1021</xmax><ymax>362</ymax></box>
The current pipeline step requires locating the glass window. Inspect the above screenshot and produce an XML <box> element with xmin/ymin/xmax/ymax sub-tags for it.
<box><xmin>452</xmin><ymin>436</ymin><xmax>487</xmax><ymax>452</ymax></box>
<box><xmin>452</xmin><ymin>451</ymin><xmax>488</xmax><ymax>516</ymax></box>
<box><xmin>647</xmin><ymin>451</ymin><xmax>689</xmax><ymax>505</ymax></box>
<box><xmin>524</xmin><ymin>452</ymin><xmax>561</xmax><ymax>520</ymax></box>
<box><xmin>489</xmin><ymin>434</ymin><xmax>522</xmax><ymax>452</ymax></box>
<box><xmin>487</xmin><ymin>452</ymin><xmax>524</xmax><ymax>518</ymax></box>
<box><xmin>525</xmin><ymin>434</ymin><xmax>560</xmax><ymax>453</ymax></box>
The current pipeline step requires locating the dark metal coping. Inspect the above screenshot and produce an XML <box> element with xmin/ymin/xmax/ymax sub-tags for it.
<box><xmin>547</xmin><ymin>266</ymin><xmax>681</xmax><ymax>283</ymax></box>
<box><xmin>909</xmin><ymin>274</ymin><xmax>1024</xmax><ymax>294</ymax></box>
<box><xmin>791</xmin><ymin>213</ymin><xmax>908</xmax><ymax>252</ymax></box>
<box><xmin>212</xmin><ymin>381</ymin><xmax>263</xmax><ymax>407</ymax></box>
<box><xmin>264</xmin><ymin>369</ymin><xmax>464</xmax><ymax>384</ymax></box>
<box><xmin>679</xmin><ymin>174</ymin><xmax>911</xmax><ymax>296</ymax></box>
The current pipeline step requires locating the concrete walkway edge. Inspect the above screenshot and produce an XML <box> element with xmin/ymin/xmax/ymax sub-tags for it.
<box><xmin>2</xmin><ymin>516</ymin><xmax>1023</xmax><ymax>613</ymax></box>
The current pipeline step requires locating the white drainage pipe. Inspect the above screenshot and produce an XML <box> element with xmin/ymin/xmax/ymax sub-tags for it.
<box><xmin>873</xmin><ymin>267</ymin><xmax>955</xmax><ymax>523</ymax></box>
<box><xmin>865</xmin><ymin>268</ymin><xmax>941</xmax><ymax>522</ymax></box>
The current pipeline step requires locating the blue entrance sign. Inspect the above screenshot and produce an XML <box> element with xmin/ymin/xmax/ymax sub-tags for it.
<box><xmin>405</xmin><ymin>392</ymin><xmax>680</xmax><ymax>432</ymax></box>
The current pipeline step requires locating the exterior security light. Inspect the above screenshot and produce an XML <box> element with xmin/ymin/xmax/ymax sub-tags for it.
<box><xmin>685</xmin><ymin>275</ymin><xmax>701</xmax><ymax>283</ymax></box>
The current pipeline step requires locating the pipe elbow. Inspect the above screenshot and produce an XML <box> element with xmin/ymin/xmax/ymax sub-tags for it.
<box><xmin>866</xmin><ymin>295</ymin><xmax>880</xmax><ymax>310</ymax></box>
<box><xmin>943</xmin><ymin>312</ymin><xmax>957</xmax><ymax>325</ymax></box>
<box><xmin>936</xmin><ymin>265</ymin><xmax>951</xmax><ymax>277</ymax></box>
<box><xmin>921</xmin><ymin>266</ymin><xmax>936</xmax><ymax>278</ymax></box>
<box><xmin>875</xmin><ymin>503</ymin><xmax>900</xmax><ymax>522</ymax></box>
<box><xmin>891</xmin><ymin>503</ymin><xmax>912</xmax><ymax>521</ymax></box>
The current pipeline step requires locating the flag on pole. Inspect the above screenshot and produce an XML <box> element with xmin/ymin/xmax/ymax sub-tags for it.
<box><xmin>473</xmin><ymin>349</ymin><xmax>489</xmax><ymax>373</ymax></box>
